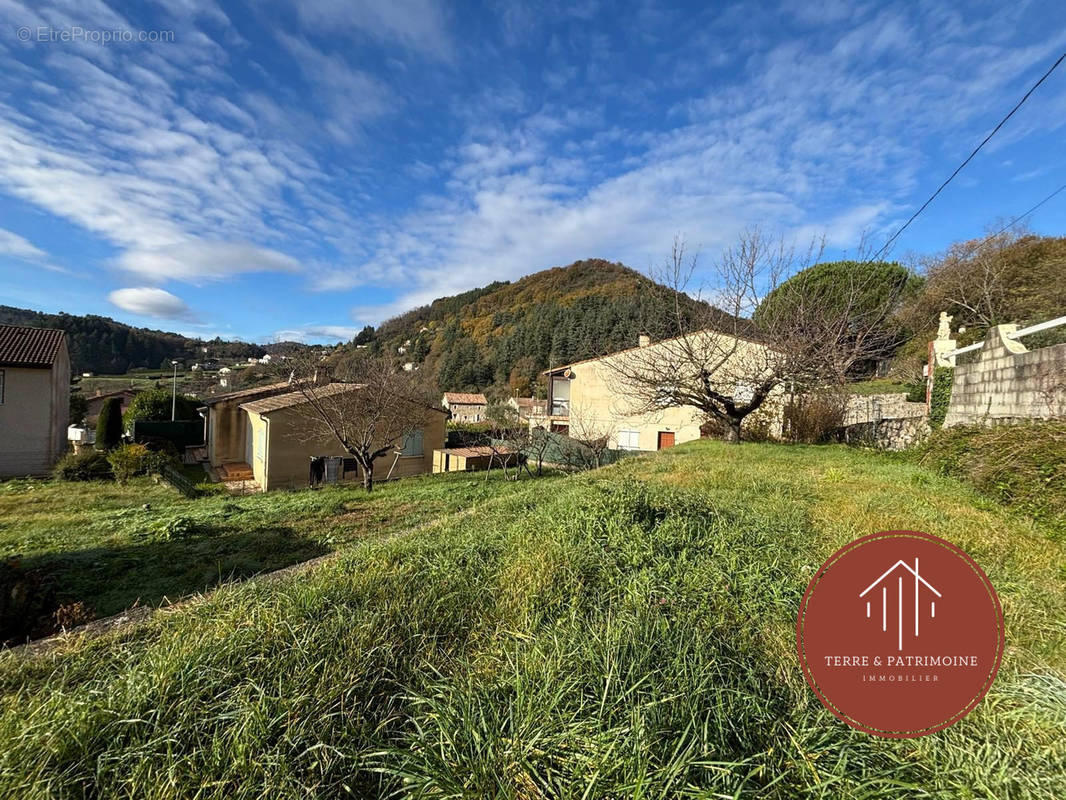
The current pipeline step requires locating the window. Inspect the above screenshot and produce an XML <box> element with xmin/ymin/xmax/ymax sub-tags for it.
<box><xmin>256</xmin><ymin>426</ymin><xmax>266</xmax><ymax>461</ymax></box>
<box><xmin>401</xmin><ymin>428</ymin><xmax>424</xmax><ymax>457</ymax></box>
<box><xmin>617</xmin><ymin>430</ymin><xmax>640</xmax><ymax>451</ymax></box>
<box><xmin>0</xmin><ymin>369</ymin><xmax>4</xmax><ymax>404</ymax></box>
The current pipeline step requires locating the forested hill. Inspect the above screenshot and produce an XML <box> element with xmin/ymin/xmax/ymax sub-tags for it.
<box><xmin>0</xmin><ymin>306</ymin><xmax>267</xmax><ymax>374</ymax></box>
<box><xmin>340</xmin><ymin>259</ymin><xmax>710</xmax><ymax>395</ymax></box>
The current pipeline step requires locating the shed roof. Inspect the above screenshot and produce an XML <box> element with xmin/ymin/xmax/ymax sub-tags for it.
<box><xmin>435</xmin><ymin>445</ymin><xmax>515</xmax><ymax>458</ymax></box>
<box><xmin>0</xmin><ymin>324</ymin><xmax>66</xmax><ymax>368</ymax></box>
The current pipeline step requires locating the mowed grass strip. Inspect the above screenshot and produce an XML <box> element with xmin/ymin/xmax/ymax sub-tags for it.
<box><xmin>0</xmin><ymin>441</ymin><xmax>1063</xmax><ymax>798</ymax></box>
<box><xmin>0</xmin><ymin>470</ymin><xmax>556</xmax><ymax>623</ymax></box>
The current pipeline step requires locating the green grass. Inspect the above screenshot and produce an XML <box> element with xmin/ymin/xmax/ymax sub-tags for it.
<box><xmin>0</xmin><ymin>441</ymin><xmax>1063</xmax><ymax>798</ymax></box>
<box><xmin>845</xmin><ymin>378</ymin><xmax>918</xmax><ymax>396</ymax></box>
<box><xmin>914</xmin><ymin>421</ymin><xmax>1066</xmax><ymax>537</ymax></box>
<box><xmin>0</xmin><ymin>469</ymin><xmax>559</xmax><ymax>630</ymax></box>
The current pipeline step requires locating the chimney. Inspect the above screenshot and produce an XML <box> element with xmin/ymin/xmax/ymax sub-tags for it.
<box><xmin>638</xmin><ymin>334</ymin><xmax>651</xmax><ymax>348</ymax></box>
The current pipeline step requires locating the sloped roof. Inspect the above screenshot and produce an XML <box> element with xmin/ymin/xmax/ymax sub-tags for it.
<box><xmin>0</xmin><ymin>325</ymin><xmax>66</xmax><ymax>368</ymax></box>
<box><xmin>240</xmin><ymin>382</ymin><xmax>363</xmax><ymax>414</ymax></box>
<box><xmin>201</xmin><ymin>381</ymin><xmax>293</xmax><ymax>405</ymax></box>
<box><xmin>513</xmin><ymin>397</ymin><xmax>546</xmax><ymax>411</ymax></box>
<box><xmin>242</xmin><ymin>382</ymin><xmax>450</xmax><ymax>416</ymax></box>
<box><xmin>444</xmin><ymin>392</ymin><xmax>487</xmax><ymax>405</ymax></box>
<box><xmin>543</xmin><ymin>323</ymin><xmax>762</xmax><ymax>375</ymax></box>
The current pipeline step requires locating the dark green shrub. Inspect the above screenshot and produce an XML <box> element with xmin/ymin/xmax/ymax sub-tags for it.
<box><xmin>917</xmin><ymin>421</ymin><xmax>1066</xmax><ymax>535</ymax></box>
<box><xmin>123</xmin><ymin>387</ymin><xmax>200</xmax><ymax>426</ymax></box>
<box><xmin>904</xmin><ymin>381</ymin><xmax>926</xmax><ymax>403</ymax></box>
<box><xmin>95</xmin><ymin>397</ymin><xmax>123</xmax><ymax>450</ymax></box>
<box><xmin>446</xmin><ymin>421</ymin><xmax>493</xmax><ymax>448</ymax></box>
<box><xmin>69</xmin><ymin>392</ymin><xmax>88</xmax><ymax>426</ymax></box>
<box><xmin>928</xmin><ymin>367</ymin><xmax>953</xmax><ymax>429</ymax></box>
<box><xmin>54</xmin><ymin>451</ymin><xmax>112</xmax><ymax>482</ymax></box>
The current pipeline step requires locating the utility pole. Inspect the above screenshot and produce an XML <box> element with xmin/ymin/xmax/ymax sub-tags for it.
<box><xmin>171</xmin><ymin>360</ymin><xmax>179</xmax><ymax>420</ymax></box>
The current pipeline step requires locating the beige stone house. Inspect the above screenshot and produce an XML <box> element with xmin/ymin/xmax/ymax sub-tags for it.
<box><xmin>201</xmin><ymin>381</ymin><xmax>294</xmax><ymax>472</ymax></box>
<box><xmin>0</xmin><ymin>325</ymin><xmax>70</xmax><ymax>476</ymax></box>
<box><xmin>441</xmin><ymin>392</ymin><xmax>487</xmax><ymax>423</ymax></box>
<box><xmin>240</xmin><ymin>384</ymin><xmax>446</xmax><ymax>491</ymax></box>
<box><xmin>541</xmin><ymin>332</ymin><xmax>780</xmax><ymax>451</ymax></box>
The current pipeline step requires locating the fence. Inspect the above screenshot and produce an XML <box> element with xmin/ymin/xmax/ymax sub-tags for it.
<box><xmin>520</xmin><ymin>430</ymin><xmax>634</xmax><ymax>470</ymax></box>
<box><xmin>132</xmin><ymin>420</ymin><xmax>205</xmax><ymax>452</ymax></box>
<box><xmin>157</xmin><ymin>463</ymin><xmax>202</xmax><ymax>498</ymax></box>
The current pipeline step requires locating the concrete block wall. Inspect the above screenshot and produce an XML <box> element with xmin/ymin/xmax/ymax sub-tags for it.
<box><xmin>944</xmin><ymin>325</ymin><xmax>1066</xmax><ymax>427</ymax></box>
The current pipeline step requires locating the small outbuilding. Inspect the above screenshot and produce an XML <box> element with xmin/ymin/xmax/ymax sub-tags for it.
<box><xmin>432</xmin><ymin>445</ymin><xmax>520</xmax><ymax>473</ymax></box>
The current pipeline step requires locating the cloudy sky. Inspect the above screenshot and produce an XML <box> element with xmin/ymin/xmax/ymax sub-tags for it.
<box><xmin>0</xmin><ymin>0</ymin><xmax>1064</xmax><ymax>343</ymax></box>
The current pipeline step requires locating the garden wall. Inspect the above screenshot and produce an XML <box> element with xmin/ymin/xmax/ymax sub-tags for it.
<box><xmin>944</xmin><ymin>325</ymin><xmax>1066</xmax><ymax>428</ymax></box>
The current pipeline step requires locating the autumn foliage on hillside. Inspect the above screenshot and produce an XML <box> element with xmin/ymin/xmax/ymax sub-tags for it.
<box><xmin>339</xmin><ymin>259</ymin><xmax>708</xmax><ymax>395</ymax></box>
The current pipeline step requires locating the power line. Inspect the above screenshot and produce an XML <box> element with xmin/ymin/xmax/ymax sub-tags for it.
<box><xmin>986</xmin><ymin>181</ymin><xmax>1066</xmax><ymax>239</ymax></box>
<box><xmin>866</xmin><ymin>49</ymin><xmax>1066</xmax><ymax>264</ymax></box>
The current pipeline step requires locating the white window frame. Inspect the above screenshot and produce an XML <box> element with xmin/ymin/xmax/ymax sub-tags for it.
<box><xmin>617</xmin><ymin>429</ymin><xmax>640</xmax><ymax>451</ymax></box>
<box><xmin>401</xmin><ymin>428</ymin><xmax>424</xmax><ymax>458</ymax></box>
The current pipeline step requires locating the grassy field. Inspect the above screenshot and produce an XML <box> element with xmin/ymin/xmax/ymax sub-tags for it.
<box><xmin>0</xmin><ymin>470</ymin><xmax>559</xmax><ymax>640</ymax></box>
<box><xmin>0</xmin><ymin>441</ymin><xmax>1063</xmax><ymax>797</ymax></box>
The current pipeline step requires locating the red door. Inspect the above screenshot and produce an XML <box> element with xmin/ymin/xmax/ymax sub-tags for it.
<box><xmin>657</xmin><ymin>431</ymin><xmax>675</xmax><ymax>449</ymax></box>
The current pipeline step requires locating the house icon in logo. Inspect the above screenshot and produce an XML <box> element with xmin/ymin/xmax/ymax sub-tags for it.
<box><xmin>859</xmin><ymin>559</ymin><xmax>942</xmax><ymax>651</ymax></box>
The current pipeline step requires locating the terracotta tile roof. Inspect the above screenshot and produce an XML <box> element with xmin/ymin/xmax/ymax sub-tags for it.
<box><xmin>201</xmin><ymin>381</ymin><xmax>294</xmax><ymax>405</ymax></box>
<box><xmin>240</xmin><ymin>382</ymin><xmax>363</xmax><ymax>414</ymax></box>
<box><xmin>0</xmin><ymin>324</ymin><xmax>66</xmax><ymax>368</ymax></box>
<box><xmin>443</xmin><ymin>392</ymin><xmax>487</xmax><ymax>405</ymax></box>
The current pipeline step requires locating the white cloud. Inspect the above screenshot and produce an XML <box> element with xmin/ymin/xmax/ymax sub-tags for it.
<box><xmin>288</xmin><ymin>0</ymin><xmax>453</xmax><ymax>60</ymax></box>
<box><xmin>0</xmin><ymin>226</ymin><xmax>69</xmax><ymax>273</ymax></box>
<box><xmin>108</xmin><ymin>287</ymin><xmax>195</xmax><ymax>320</ymax></box>
<box><xmin>116</xmin><ymin>240</ymin><xmax>301</xmax><ymax>281</ymax></box>
<box><xmin>273</xmin><ymin>325</ymin><xmax>362</xmax><ymax>343</ymax></box>
<box><xmin>0</xmin><ymin>227</ymin><xmax>48</xmax><ymax>261</ymax></box>
<box><xmin>275</xmin><ymin>34</ymin><xmax>398</xmax><ymax>141</ymax></box>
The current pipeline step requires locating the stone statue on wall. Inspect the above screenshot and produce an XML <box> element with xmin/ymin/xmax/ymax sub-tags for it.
<box><xmin>936</xmin><ymin>311</ymin><xmax>953</xmax><ymax>341</ymax></box>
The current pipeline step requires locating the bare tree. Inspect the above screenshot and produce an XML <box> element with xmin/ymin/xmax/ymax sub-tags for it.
<box><xmin>524</xmin><ymin>425</ymin><xmax>553</xmax><ymax>476</ymax></box>
<box><xmin>608</xmin><ymin>230</ymin><xmax>909</xmax><ymax>442</ymax></box>
<box><xmin>912</xmin><ymin>227</ymin><xmax>1028</xmax><ymax>330</ymax></box>
<box><xmin>274</xmin><ymin>350</ymin><xmax>438</xmax><ymax>491</ymax></box>
<box><xmin>482</xmin><ymin>402</ymin><xmax>526</xmax><ymax>480</ymax></box>
<box><xmin>559</xmin><ymin>405</ymin><xmax>616</xmax><ymax>470</ymax></box>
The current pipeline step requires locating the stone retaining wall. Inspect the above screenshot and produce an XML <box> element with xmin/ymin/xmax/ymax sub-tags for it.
<box><xmin>842</xmin><ymin>393</ymin><xmax>929</xmax><ymax>450</ymax></box>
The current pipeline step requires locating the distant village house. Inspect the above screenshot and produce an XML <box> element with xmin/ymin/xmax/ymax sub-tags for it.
<box><xmin>441</xmin><ymin>392</ymin><xmax>487</xmax><ymax>423</ymax></box>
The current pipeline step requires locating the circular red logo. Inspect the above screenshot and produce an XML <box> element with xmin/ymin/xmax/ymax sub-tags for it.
<box><xmin>796</xmin><ymin>530</ymin><xmax>1004</xmax><ymax>737</ymax></box>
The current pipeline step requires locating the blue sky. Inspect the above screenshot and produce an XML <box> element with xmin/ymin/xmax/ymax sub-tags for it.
<box><xmin>0</xmin><ymin>0</ymin><xmax>1064</xmax><ymax>344</ymax></box>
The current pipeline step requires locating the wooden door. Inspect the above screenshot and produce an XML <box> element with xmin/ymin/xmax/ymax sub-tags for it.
<box><xmin>657</xmin><ymin>431</ymin><xmax>675</xmax><ymax>449</ymax></box>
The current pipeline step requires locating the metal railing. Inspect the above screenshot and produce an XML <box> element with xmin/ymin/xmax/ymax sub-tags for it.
<box><xmin>158</xmin><ymin>463</ymin><xmax>202</xmax><ymax>498</ymax></box>
<box><xmin>943</xmin><ymin>314</ymin><xmax>1066</xmax><ymax>359</ymax></box>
